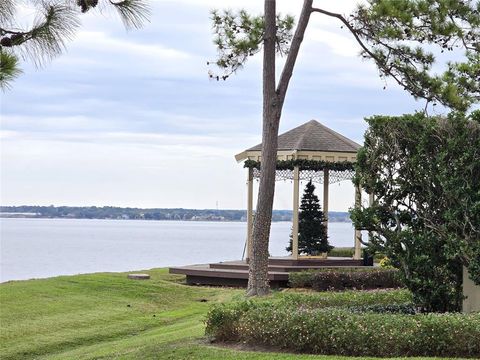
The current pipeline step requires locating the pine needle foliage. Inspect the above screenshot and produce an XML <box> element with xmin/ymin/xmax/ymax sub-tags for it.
<box><xmin>209</xmin><ymin>9</ymin><xmax>294</xmax><ymax>80</ymax></box>
<box><xmin>0</xmin><ymin>0</ymin><xmax>150</xmax><ymax>89</ymax></box>
<box><xmin>212</xmin><ymin>1</ymin><xmax>480</xmax><ymax>111</ymax></box>
<box><xmin>0</xmin><ymin>50</ymin><xmax>21</xmax><ymax>90</ymax></box>
<box><xmin>0</xmin><ymin>0</ymin><xmax>15</xmax><ymax>24</ymax></box>
<box><xmin>348</xmin><ymin>0</ymin><xmax>480</xmax><ymax>111</ymax></box>
<box><xmin>110</xmin><ymin>0</ymin><xmax>150</xmax><ymax>30</ymax></box>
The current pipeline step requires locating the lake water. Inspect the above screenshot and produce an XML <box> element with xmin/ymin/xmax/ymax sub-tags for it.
<box><xmin>0</xmin><ymin>218</ymin><xmax>356</xmax><ymax>282</ymax></box>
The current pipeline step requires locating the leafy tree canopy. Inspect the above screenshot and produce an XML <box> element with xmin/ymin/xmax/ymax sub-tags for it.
<box><xmin>0</xmin><ymin>0</ymin><xmax>150</xmax><ymax>89</ymax></box>
<box><xmin>351</xmin><ymin>111</ymin><xmax>480</xmax><ymax>312</ymax></box>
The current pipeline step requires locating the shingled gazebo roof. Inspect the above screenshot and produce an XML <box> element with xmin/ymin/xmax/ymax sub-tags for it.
<box><xmin>235</xmin><ymin>120</ymin><xmax>361</xmax><ymax>162</ymax></box>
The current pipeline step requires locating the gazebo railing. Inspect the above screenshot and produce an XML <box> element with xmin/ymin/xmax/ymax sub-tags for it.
<box><xmin>252</xmin><ymin>168</ymin><xmax>355</xmax><ymax>184</ymax></box>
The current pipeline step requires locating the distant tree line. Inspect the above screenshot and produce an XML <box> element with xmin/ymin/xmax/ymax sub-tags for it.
<box><xmin>0</xmin><ymin>206</ymin><xmax>351</xmax><ymax>223</ymax></box>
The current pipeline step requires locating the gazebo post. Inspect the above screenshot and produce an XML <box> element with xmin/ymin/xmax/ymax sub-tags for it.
<box><xmin>323</xmin><ymin>169</ymin><xmax>329</xmax><ymax>234</ymax></box>
<box><xmin>292</xmin><ymin>166</ymin><xmax>300</xmax><ymax>259</ymax></box>
<box><xmin>354</xmin><ymin>184</ymin><xmax>362</xmax><ymax>259</ymax></box>
<box><xmin>246</xmin><ymin>167</ymin><xmax>254</xmax><ymax>260</ymax></box>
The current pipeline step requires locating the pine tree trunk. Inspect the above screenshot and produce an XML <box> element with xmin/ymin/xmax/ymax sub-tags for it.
<box><xmin>247</xmin><ymin>0</ymin><xmax>278</xmax><ymax>296</ymax></box>
<box><xmin>247</xmin><ymin>0</ymin><xmax>313</xmax><ymax>297</ymax></box>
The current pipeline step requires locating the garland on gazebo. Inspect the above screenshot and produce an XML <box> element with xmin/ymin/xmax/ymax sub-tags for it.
<box><xmin>244</xmin><ymin>159</ymin><xmax>356</xmax><ymax>172</ymax></box>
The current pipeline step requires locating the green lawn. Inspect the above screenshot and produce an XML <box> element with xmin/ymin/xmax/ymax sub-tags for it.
<box><xmin>0</xmin><ymin>269</ymin><xmax>463</xmax><ymax>359</ymax></box>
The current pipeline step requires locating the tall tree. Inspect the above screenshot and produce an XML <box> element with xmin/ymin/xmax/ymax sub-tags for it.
<box><xmin>287</xmin><ymin>180</ymin><xmax>331</xmax><ymax>256</ymax></box>
<box><xmin>0</xmin><ymin>0</ymin><xmax>150</xmax><ymax>89</ymax></box>
<box><xmin>211</xmin><ymin>0</ymin><xmax>479</xmax><ymax>296</ymax></box>
<box><xmin>250</xmin><ymin>0</ymin><xmax>312</xmax><ymax>296</ymax></box>
<box><xmin>351</xmin><ymin>111</ymin><xmax>480</xmax><ymax>312</ymax></box>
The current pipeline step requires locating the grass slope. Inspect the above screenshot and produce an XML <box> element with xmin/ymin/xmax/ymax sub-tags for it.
<box><xmin>0</xmin><ymin>269</ymin><xmax>464</xmax><ymax>359</ymax></box>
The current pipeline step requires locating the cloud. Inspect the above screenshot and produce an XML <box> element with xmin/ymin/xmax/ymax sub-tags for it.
<box><xmin>74</xmin><ymin>31</ymin><xmax>192</xmax><ymax>60</ymax></box>
<box><xmin>307</xmin><ymin>28</ymin><xmax>359</xmax><ymax>58</ymax></box>
<box><xmin>1</xmin><ymin>114</ymin><xmax>109</xmax><ymax>132</ymax></box>
<box><xmin>0</xmin><ymin>135</ymin><xmax>358</xmax><ymax>210</ymax></box>
<box><xmin>0</xmin><ymin>116</ymin><xmax>259</xmax><ymax>159</ymax></box>
<box><xmin>1</xmin><ymin>0</ymin><xmax>425</xmax><ymax>210</ymax></box>
<box><xmin>52</xmin><ymin>31</ymin><xmax>200</xmax><ymax>80</ymax></box>
<box><xmin>0</xmin><ymin>130</ymin><xmax>18</xmax><ymax>140</ymax></box>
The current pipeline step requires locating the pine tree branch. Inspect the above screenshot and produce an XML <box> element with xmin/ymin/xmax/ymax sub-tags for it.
<box><xmin>0</xmin><ymin>0</ymin><xmax>150</xmax><ymax>89</ymax></box>
<box><xmin>0</xmin><ymin>28</ymin><xmax>24</xmax><ymax>36</ymax></box>
<box><xmin>310</xmin><ymin>7</ymin><xmax>428</xmax><ymax>102</ymax></box>
<box><xmin>109</xmin><ymin>0</ymin><xmax>150</xmax><ymax>29</ymax></box>
<box><xmin>276</xmin><ymin>0</ymin><xmax>312</xmax><ymax>101</ymax></box>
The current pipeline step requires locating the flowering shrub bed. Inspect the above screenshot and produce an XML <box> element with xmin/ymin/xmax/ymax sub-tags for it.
<box><xmin>206</xmin><ymin>291</ymin><xmax>480</xmax><ymax>358</ymax></box>
<box><xmin>346</xmin><ymin>303</ymin><xmax>418</xmax><ymax>314</ymax></box>
<box><xmin>289</xmin><ymin>268</ymin><xmax>403</xmax><ymax>290</ymax></box>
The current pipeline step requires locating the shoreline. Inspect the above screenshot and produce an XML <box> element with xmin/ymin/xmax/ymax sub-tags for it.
<box><xmin>0</xmin><ymin>216</ymin><xmax>352</xmax><ymax>223</ymax></box>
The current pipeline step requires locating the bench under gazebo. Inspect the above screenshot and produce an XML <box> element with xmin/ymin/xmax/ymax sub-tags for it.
<box><xmin>170</xmin><ymin>120</ymin><xmax>370</xmax><ymax>287</ymax></box>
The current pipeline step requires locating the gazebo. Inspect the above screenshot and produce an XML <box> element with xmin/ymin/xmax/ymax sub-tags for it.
<box><xmin>169</xmin><ymin>120</ymin><xmax>370</xmax><ymax>287</ymax></box>
<box><xmin>235</xmin><ymin>119</ymin><xmax>364</xmax><ymax>260</ymax></box>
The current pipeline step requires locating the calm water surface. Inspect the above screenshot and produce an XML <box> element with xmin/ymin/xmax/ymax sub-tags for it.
<box><xmin>0</xmin><ymin>218</ymin><xmax>356</xmax><ymax>282</ymax></box>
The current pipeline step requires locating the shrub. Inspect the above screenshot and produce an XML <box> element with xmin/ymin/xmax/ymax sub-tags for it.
<box><xmin>206</xmin><ymin>297</ymin><xmax>480</xmax><ymax>358</ymax></box>
<box><xmin>278</xmin><ymin>289</ymin><xmax>412</xmax><ymax>309</ymax></box>
<box><xmin>351</xmin><ymin>112</ymin><xmax>480</xmax><ymax>312</ymax></box>
<box><xmin>289</xmin><ymin>268</ymin><xmax>403</xmax><ymax>290</ymax></box>
<box><xmin>379</xmin><ymin>256</ymin><xmax>393</xmax><ymax>268</ymax></box>
<box><xmin>205</xmin><ymin>300</ymin><xmax>254</xmax><ymax>341</ymax></box>
<box><xmin>327</xmin><ymin>247</ymin><xmax>384</xmax><ymax>262</ymax></box>
<box><xmin>346</xmin><ymin>303</ymin><xmax>418</xmax><ymax>314</ymax></box>
<box><xmin>328</xmin><ymin>247</ymin><xmax>354</xmax><ymax>257</ymax></box>
<box><xmin>288</xmin><ymin>269</ymin><xmax>322</xmax><ymax>288</ymax></box>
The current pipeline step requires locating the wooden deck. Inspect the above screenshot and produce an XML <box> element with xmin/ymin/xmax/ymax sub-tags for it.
<box><xmin>169</xmin><ymin>257</ymin><xmax>367</xmax><ymax>288</ymax></box>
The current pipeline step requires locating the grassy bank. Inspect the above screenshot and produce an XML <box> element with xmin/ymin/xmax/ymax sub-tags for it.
<box><xmin>0</xmin><ymin>269</ymin><xmax>468</xmax><ymax>359</ymax></box>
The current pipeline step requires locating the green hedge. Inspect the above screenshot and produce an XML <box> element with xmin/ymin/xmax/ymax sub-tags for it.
<box><xmin>278</xmin><ymin>288</ymin><xmax>411</xmax><ymax>308</ymax></box>
<box><xmin>289</xmin><ymin>268</ymin><xmax>403</xmax><ymax>290</ymax></box>
<box><xmin>328</xmin><ymin>247</ymin><xmax>385</xmax><ymax>261</ymax></box>
<box><xmin>206</xmin><ymin>296</ymin><xmax>480</xmax><ymax>358</ymax></box>
<box><xmin>328</xmin><ymin>247</ymin><xmax>355</xmax><ymax>257</ymax></box>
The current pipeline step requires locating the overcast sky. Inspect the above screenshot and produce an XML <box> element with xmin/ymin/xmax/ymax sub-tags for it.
<box><xmin>1</xmin><ymin>0</ymin><xmax>429</xmax><ymax>211</ymax></box>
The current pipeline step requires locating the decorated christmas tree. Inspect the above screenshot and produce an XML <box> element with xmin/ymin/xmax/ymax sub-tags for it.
<box><xmin>287</xmin><ymin>180</ymin><xmax>332</xmax><ymax>255</ymax></box>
